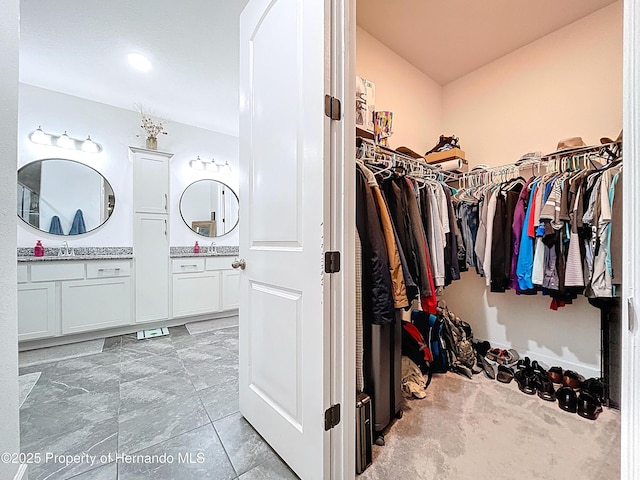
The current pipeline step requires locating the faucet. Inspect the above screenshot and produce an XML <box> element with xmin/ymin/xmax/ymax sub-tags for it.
<box><xmin>59</xmin><ymin>241</ymin><xmax>73</xmax><ymax>256</ymax></box>
<box><xmin>209</xmin><ymin>242</ymin><xmax>216</xmax><ymax>254</ymax></box>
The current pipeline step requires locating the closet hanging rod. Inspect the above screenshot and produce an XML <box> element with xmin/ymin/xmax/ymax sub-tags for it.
<box><xmin>459</xmin><ymin>140</ymin><xmax>622</xmax><ymax>187</ymax></box>
<box><xmin>356</xmin><ymin>136</ymin><xmax>458</xmax><ymax>182</ymax></box>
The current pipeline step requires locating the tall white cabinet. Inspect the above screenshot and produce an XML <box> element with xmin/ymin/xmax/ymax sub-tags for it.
<box><xmin>130</xmin><ymin>147</ymin><xmax>173</xmax><ymax>323</ymax></box>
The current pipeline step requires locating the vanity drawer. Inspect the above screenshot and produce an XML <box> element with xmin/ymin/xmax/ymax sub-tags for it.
<box><xmin>172</xmin><ymin>258</ymin><xmax>205</xmax><ymax>273</ymax></box>
<box><xmin>87</xmin><ymin>261</ymin><xmax>131</xmax><ymax>279</ymax></box>
<box><xmin>31</xmin><ymin>262</ymin><xmax>85</xmax><ymax>282</ymax></box>
<box><xmin>17</xmin><ymin>264</ymin><xmax>28</xmax><ymax>284</ymax></box>
<box><xmin>205</xmin><ymin>256</ymin><xmax>235</xmax><ymax>271</ymax></box>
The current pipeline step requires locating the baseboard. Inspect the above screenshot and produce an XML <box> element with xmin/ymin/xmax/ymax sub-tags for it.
<box><xmin>13</xmin><ymin>464</ymin><xmax>28</xmax><ymax>480</ymax></box>
<box><xmin>484</xmin><ymin>339</ymin><xmax>601</xmax><ymax>379</ymax></box>
<box><xmin>19</xmin><ymin>309</ymin><xmax>239</xmax><ymax>351</ymax></box>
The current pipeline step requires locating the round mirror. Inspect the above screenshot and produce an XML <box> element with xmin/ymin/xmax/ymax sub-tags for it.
<box><xmin>17</xmin><ymin>159</ymin><xmax>115</xmax><ymax>236</ymax></box>
<box><xmin>180</xmin><ymin>180</ymin><xmax>239</xmax><ymax>237</ymax></box>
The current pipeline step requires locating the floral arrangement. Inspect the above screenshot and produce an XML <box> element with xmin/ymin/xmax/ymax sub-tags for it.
<box><xmin>140</xmin><ymin>113</ymin><xmax>168</xmax><ymax>140</ymax></box>
<box><xmin>135</xmin><ymin>105</ymin><xmax>168</xmax><ymax>150</ymax></box>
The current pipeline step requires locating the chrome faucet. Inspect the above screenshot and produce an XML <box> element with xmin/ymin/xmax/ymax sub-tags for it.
<box><xmin>59</xmin><ymin>241</ymin><xmax>73</xmax><ymax>256</ymax></box>
<box><xmin>209</xmin><ymin>242</ymin><xmax>216</xmax><ymax>254</ymax></box>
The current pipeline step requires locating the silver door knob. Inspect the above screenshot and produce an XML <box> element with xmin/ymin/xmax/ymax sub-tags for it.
<box><xmin>232</xmin><ymin>258</ymin><xmax>246</xmax><ymax>270</ymax></box>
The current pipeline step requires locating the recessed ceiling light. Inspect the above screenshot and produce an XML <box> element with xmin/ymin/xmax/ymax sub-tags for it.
<box><xmin>128</xmin><ymin>52</ymin><xmax>152</xmax><ymax>72</ymax></box>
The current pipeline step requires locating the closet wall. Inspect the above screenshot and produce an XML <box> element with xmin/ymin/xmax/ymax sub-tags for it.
<box><xmin>442</xmin><ymin>1</ymin><xmax>622</xmax><ymax>164</ymax></box>
<box><xmin>440</xmin><ymin>1</ymin><xmax>622</xmax><ymax>378</ymax></box>
<box><xmin>356</xmin><ymin>1</ymin><xmax>622</xmax><ymax>377</ymax></box>
<box><xmin>356</xmin><ymin>26</ymin><xmax>442</xmax><ymax>153</ymax></box>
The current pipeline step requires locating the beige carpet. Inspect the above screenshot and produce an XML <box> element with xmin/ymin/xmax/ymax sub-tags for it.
<box><xmin>360</xmin><ymin>372</ymin><xmax>620</xmax><ymax>480</ymax></box>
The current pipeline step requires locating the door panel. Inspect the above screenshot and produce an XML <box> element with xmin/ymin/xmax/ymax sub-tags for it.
<box><xmin>134</xmin><ymin>214</ymin><xmax>169</xmax><ymax>322</ymax></box>
<box><xmin>239</xmin><ymin>0</ymin><xmax>330</xmax><ymax>478</ymax></box>
<box><xmin>247</xmin><ymin>281</ymin><xmax>302</xmax><ymax>424</ymax></box>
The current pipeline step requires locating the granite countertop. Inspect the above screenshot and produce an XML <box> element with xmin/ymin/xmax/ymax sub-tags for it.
<box><xmin>170</xmin><ymin>246</ymin><xmax>239</xmax><ymax>258</ymax></box>
<box><xmin>18</xmin><ymin>247</ymin><xmax>133</xmax><ymax>263</ymax></box>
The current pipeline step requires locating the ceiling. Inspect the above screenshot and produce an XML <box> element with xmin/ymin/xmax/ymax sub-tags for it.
<box><xmin>20</xmin><ymin>0</ymin><xmax>617</xmax><ymax>136</ymax></box>
<box><xmin>20</xmin><ymin>0</ymin><xmax>248</xmax><ymax>137</ymax></box>
<box><xmin>356</xmin><ymin>0</ymin><xmax>618</xmax><ymax>85</ymax></box>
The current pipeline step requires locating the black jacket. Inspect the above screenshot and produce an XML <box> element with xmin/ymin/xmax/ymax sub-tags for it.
<box><xmin>356</xmin><ymin>167</ymin><xmax>395</xmax><ymax>325</ymax></box>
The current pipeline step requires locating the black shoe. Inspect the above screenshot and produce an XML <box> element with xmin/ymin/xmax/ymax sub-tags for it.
<box><xmin>557</xmin><ymin>386</ymin><xmax>578</xmax><ymax>413</ymax></box>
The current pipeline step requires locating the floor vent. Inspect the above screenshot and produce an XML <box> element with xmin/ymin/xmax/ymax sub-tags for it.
<box><xmin>136</xmin><ymin>327</ymin><xmax>170</xmax><ymax>340</ymax></box>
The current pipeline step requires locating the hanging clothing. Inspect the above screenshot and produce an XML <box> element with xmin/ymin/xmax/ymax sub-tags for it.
<box><xmin>356</xmin><ymin>166</ymin><xmax>395</xmax><ymax>326</ymax></box>
<box><xmin>359</xmin><ymin>165</ymin><xmax>409</xmax><ymax>309</ymax></box>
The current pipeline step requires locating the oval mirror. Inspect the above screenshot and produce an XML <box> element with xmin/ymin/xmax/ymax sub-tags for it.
<box><xmin>180</xmin><ymin>179</ymin><xmax>239</xmax><ymax>237</ymax></box>
<box><xmin>17</xmin><ymin>159</ymin><xmax>115</xmax><ymax>236</ymax></box>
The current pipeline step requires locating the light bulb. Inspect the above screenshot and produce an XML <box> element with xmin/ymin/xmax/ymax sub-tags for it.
<box><xmin>189</xmin><ymin>156</ymin><xmax>205</xmax><ymax>170</ymax></box>
<box><xmin>57</xmin><ymin>131</ymin><xmax>73</xmax><ymax>149</ymax></box>
<box><xmin>82</xmin><ymin>135</ymin><xmax>100</xmax><ymax>153</ymax></box>
<box><xmin>30</xmin><ymin>126</ymin><xmax>50</xmax><ymax>145</ymax></box>
<box><xmin>205</xmin><ymin>159</ymin><xmax>220</xmax><ymax>172</ymax></box>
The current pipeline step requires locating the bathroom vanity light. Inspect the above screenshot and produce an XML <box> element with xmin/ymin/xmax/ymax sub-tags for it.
<box><xmin>188</xmin><ymin>156</ymin><xmax>232</xmax><ymax>174</ymax></box>
<box><xmin>57</xmin><ymin>131</ymin><xmax>73</xmax><ymax>149</ymax></box>
<box><xmin>29</xmin><ymin>126</ymin><xmax>102</xmax><ymax>153</ymax></box>
<box><xmin>82</xmin><ymin>135</ymin><xmax>100</xmax><ymax>153</ymax></box>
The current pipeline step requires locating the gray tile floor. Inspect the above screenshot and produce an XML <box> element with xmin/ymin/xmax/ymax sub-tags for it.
<box><xmin>19</xmin><ymin>323</ymin><xmax>299</xmax><ymax>480</ymax></box>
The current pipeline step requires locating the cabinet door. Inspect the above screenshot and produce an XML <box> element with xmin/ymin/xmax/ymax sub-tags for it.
<box><xmin>222</xmin><ymin>270</ymin><xmax>240</xmax><ymax>311</ymax></box>
<box><xmin>172</xmin><ymin>272</ymin><xmax>221</xmax><ymax>318</ymax></box>
<box><xmin>18</xmin><ymin>283</ymin><xmax>57</xmax><ymax>341</ymax></box>
<box><xmin>61</xmin><ymin>278</ymin><xmax>132</xmax><ymax>334</ymax></box>
<box><xmin>131</xmin><ymin>148</ymin><xmax>172</xmax><ymax>214</ymax></box>
<box><xmin>134</xmin><ymin>214</ymin><xmax>170</xmax><ymax>322</ymax></box>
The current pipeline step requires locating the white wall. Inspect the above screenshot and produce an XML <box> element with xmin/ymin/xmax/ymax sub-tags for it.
<box><xmin>18</xmin><ymin>84</ymin><xmax>240</xmax><ymax>249</ymax></box>
<box><xmin>0</xmin><ymin>0</ymin><xmax>21</xmax><ymax>478</ymax></box>
<box><xmin>442</xmin><ymin>2</ymin><xmax>623</xmax><ymax>167</ymax></box>
<box><xmin>440</xmin><ymin>2</ymin><xmax>623</xmax><ymax>377</ymax></box>
<box><xmin>356</xmin><ymin>26</ymin><xmax>442</xmax><ymax>154</ymax></box>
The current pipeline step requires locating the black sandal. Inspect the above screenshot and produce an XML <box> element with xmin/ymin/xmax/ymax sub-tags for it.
<box><xmin>577</xmin><ymin>391</ymin><xmax>603</xmax><ymax>420</ymax></box>
<box><xmin>557</xmin><ymin>386</ymin><xmax>578</xmax><ymax>413</ymax></box>
<box><xmin>514</xmin><ymin>368</ymin><xmax>536</xmax><ymax>395</ymax></box>
<box><xmin>496</xmin><ymin>364</ymin><xmax>514</xmax><ymax>384</ymax></box>
<box><xmin>534</xmin><ymin>372</ymin><xmax>556</xmax><ymax>402</ymax></box>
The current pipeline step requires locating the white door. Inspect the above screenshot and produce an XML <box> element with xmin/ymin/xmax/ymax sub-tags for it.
<box><xmin>239</xmin><ymin>0</ymin><xmax>333</xmax><ymax>478</ymax></box>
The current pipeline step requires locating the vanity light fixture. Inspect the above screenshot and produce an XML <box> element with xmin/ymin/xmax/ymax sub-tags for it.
<box><xmin>29</xmin><ymin>126</ymin><xmax>102</xmax><ymax>153</ymax></box>
<box><xmin>29</xmin><ymin>125</ymin><xmax>50</xmax><ymax>145</ymax></box>
<box><xmin>82</xmin><ymin>135</ymin><xmax>100</xmax><ymax>153</ymax></box>
<box><xmin>57</xmin><ymin>131</ymin><xmax>73</xmax><ymax>149</ymax></box>
<box><xmin>189</xmin><ymin>156</ymin><xmax>206</xmax><ymax>170</ymax></box>
<box><xmin>188</xmin><ymin>156</ymin><xmax>232</xmax><ymax>174</ymax></box>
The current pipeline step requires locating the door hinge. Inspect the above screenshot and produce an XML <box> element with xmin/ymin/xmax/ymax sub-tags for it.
<box><xmin>324</xmin><ymin>403</ymin><xmax>341</xmax><ymax>430</ymax></box>
<box><xmin>324</xmin><ymin>95</ymin><xmax>342</xmax><ymax>120</ymax></box>
<box><xmin>324</xmin><ymin>251</ymin><xmax>341</xmax><ymax>273</ymax></box>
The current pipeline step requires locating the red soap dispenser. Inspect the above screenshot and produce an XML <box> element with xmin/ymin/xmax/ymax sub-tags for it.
<box><xmin>34</xmin><ymin>240</ymin><xmax>44</xmax><ymax>257</ymax></box>
<box><xmin>194</xmin><ymin>241</ymin><xmax>200</xmax><ymax>254</ymax></box>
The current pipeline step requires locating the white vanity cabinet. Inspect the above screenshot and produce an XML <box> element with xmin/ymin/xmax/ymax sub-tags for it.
<box><xmin>130</xmin><ymin>147</ymin><xmax>172</xmax><ymax>324</ymax></box>
<box><xmin>171</xmin><ymin>256</ymin><xmax>239</xmax><ymax>318</ymax></box>
<box><xmin>62</xmin><ymin>261</ymin><xmax>132</xmax><ymax>334</ymax></box>
<box><xmin>17</xmin><ymin>282</ymin><xmax>57</xmax><ymax>341</ymax></box>
<box><xmin>131</xmin><ymin>147</ymin><xmax>171</xmax><ymax>214</ymax></box>
<box><xmin>17</xmin><ymin>260</ymin><xmax>133</xmax><ymax>341</ymax></box>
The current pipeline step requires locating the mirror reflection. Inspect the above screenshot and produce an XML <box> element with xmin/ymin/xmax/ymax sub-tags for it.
<box><xmin>180</xmin><ymin>179</ymin><xmax>239</xmax><ymax>237</ymax></box>
<box><xmin>17</xmin><ymin>158</ymin><xmax>115</xmax><ymax>236</ymax></box>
